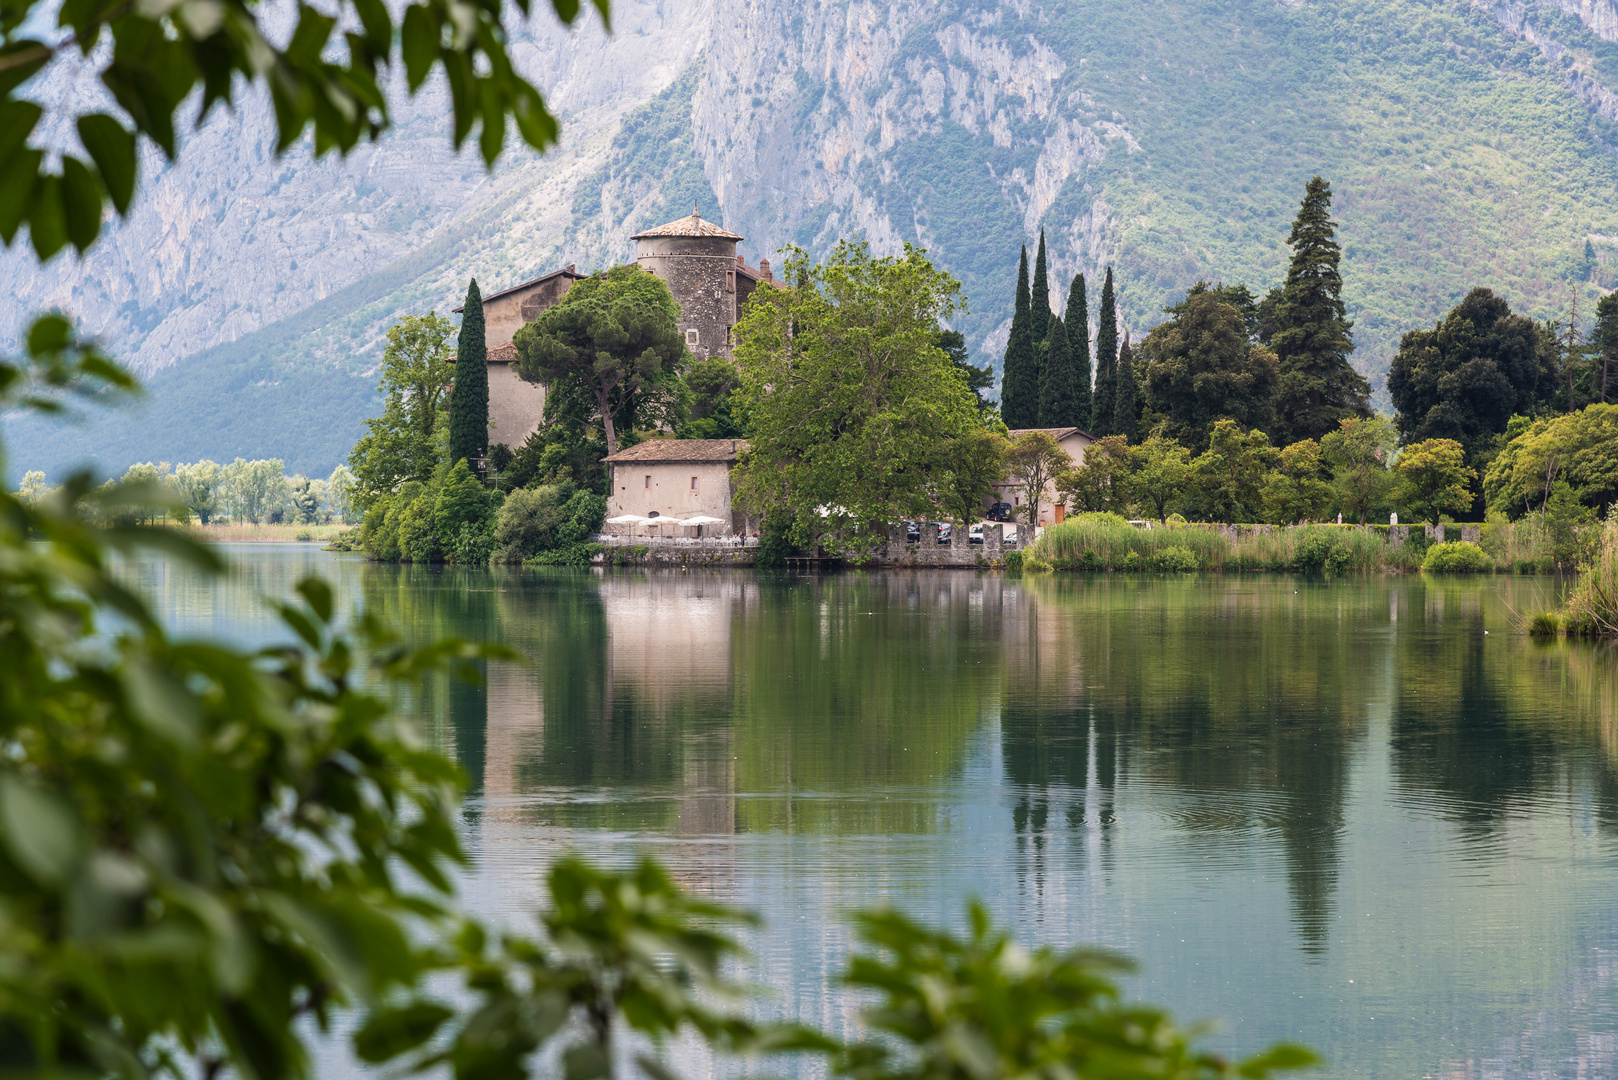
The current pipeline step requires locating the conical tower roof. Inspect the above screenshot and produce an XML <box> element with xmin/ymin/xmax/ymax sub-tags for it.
<box><xmin>631</xmin><ymin>206</ymin><xmax>744</xmax><ymax>241</ymax></box>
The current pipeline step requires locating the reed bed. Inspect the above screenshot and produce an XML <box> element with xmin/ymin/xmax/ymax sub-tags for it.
<box><xmin>187</xmin><ymin>522</ymin><xmax>349</xmax><ymax>542</ymax></box>
<box><xmin>1028</xmin><ymin>518</ymin><xmax>1428</xmax><ymax>573</ymax></box>
<box><xmin>1562</xmin><ymin>521</ymin><xmax>1618</xmax><ymax>637</ymax></box>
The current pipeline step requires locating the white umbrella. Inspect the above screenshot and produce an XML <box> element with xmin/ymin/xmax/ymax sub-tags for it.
<box><xmin>682</xmin><ymin>515</ymin><xmax>726</xmax><ymax>525</ymax></box>
<box><xmin>606</xmin><ymin>514</ymin><xmax>650</xmax><ymax>525</ymax></box>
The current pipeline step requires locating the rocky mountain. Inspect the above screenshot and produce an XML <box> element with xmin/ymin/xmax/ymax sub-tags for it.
<box><xmin>8</xmin><ymin>0</ymin><xmax>1618</xmax><ymax>477</ymax></box>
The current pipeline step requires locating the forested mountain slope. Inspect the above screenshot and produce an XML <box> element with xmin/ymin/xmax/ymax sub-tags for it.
<box><xmin>8</xmin><ymin>0</ymin><xmax>1618</xmax><ymax>477</ymax></box>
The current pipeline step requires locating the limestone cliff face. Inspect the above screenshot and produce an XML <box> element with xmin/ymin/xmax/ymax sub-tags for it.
<box><xmin>8</xmin><ymin>0</ymin><xmax>1618</xmax><ymax>477</ymax></box>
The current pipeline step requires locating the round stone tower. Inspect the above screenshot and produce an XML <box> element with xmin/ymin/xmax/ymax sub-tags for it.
<box><xmin>632</xmin><ymin>208</ymin><xmax>747</xmax><ymax>361</ymax></box>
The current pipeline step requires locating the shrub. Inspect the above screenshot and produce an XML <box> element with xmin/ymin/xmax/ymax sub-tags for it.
<box><xmin>1527</xmin><ymin>611</ymin><xmax>1563</xmax><ymax>636</ymax></box>
<box><xmin>757</xmin><ymin>510</ymin><xmax>796</xmax><ymax>568</ymax></box>
<box><xmin>1292</xmin><ymin>531</ymin><xmax>1337</xmax><ymax>573</ymax></box>
<box><xmin>1155</xmin><ymin>545</ymin><xmax>1200</xmax><ymax>571</ymax></box>
<box><xmin>295</xmin><ymin>528</ymin><xmax>313</xmax><ymax>541</ymax></box>
<box><xmin>1004</xmin><ymin>550</ymin><xmax>1025</xmax><ymax>570</ymax></box>
<box><xmin>1561</xmin><ymin>519</ymin><xmax>1617</xmax><ymax>636</ymax></box>
<box><xmin>527</xmin><ymin>541</ymin><xmax>603</xmax><ymax>567</ymax></box>
<box><xmin>1022</xmin><ymin>550</ymin><xmax>1053</xmax><ymax>572</ymax></box>
<box><xmin>1422</xmin><ymin>541</ymin><xmax>1494</xmax><ymax>573</ymax></box>
<box><xmin>494</xmin><ymin>483</ymin><xmax>605</xmax><ymax>563</ymax></box>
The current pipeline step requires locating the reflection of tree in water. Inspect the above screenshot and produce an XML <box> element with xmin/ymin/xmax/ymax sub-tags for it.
<box><xmin>729</xmin><ymin>572</ymin><xmax>1003</xmax><ymax>836</ymax></box>
<box><xmin>1012</xmin><ymin>576</ymin><xmax>1371</xmax><ymax>958</ymax></box>
<box><xmin>1391</xmin><ymin>583</ymin><xmax>1618</xmax><ymax>835</ymax></box>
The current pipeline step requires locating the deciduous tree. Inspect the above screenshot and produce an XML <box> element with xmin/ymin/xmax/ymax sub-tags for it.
<box><xmin>348</xmin><ymin>313</ymin><xmax>457</xmax><ymax>510</ymax></box>
<box><xmin>1269</xmin><ymin>177</ymin><xmax>1370</xmax><ymax>443</ymax></box>
<box><xmin>1189</xmin><ymin>421</ymin><xmax>1277</xmax><ymax>523</ymax></box>
<box><xmin>1264</xmin><ymin>439</ymin><xmax>1335</xmax><ymax>524</ymax></box>
<box><xmin>1005</xmin><ymin>430</ymin><xmax>1073</xmax><ymax>527</ymax></box>
<box><xmin>1060</xmin><ymin>435</ymin><xmax>1133</xmax><ymax>516</ymax></box>
<box><xmin>1320</xmin><ymin>415</ymin><xmax>1398</xmax><ymax>525</ymax></box>
<box><xmin>730</xmin><ymin>242</ymin><xmax>979</xmax><ymax>553</ymax></box>
<box><xmin>174</xmin><ymin>459</ymin><xmax>224</xmax><ymax>524</ymax></box>
<box><xmin>1396</xmin><ymin>439</ymin><xmax>1477</xmax><ymax>525</ymax></box>
<box><xmin>513</xmin><ymin>265</ymin><xmax>687</xmax><ymax>457</ymax></box>
<box><xmin>1129</xmin><ymin>435</ymin><xmax>1192</xmax><ymax>521</ymax></box>
<box><xmin>935</xmin><ymin>427</ymin><xmax>1011</xmax><ymax>527</ymax></box>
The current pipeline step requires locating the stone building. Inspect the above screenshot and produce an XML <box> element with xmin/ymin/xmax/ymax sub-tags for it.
<box><xmin>601</xmin><ymin>438</ymin><xmax>752</xmax><ymax>536</ymax></box>
<box><xmin>460</xmin><ymin>211</ymin><xmax>775</xmax><ymax>451</ymax></box>
<box><xmin>993</xmin><ymin>427</ymin><xmax>1095</xmax><ymax>526</ymax></box>
<box><xmin>453</xmin><ymin>265</ymin><xmax>585</xmax><ymax>448</ymax></box>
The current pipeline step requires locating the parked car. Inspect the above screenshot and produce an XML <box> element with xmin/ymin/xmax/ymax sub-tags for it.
<box><xmin>905</xmin><ymin>521</ymin><xmax>921</xmax><ymax>543</ymax></box>
<box><xmin>937</xmin><ymin>523</ymin><xmax>952</xmax><ymax>545</ymax></box>
<box><xmin>986</xmin><ymin>502</ymin><xmax>1014</xmax><ymax>522</ymax></box>
<box><xmin>968</xmin><ymin>524</ymin><xmax>984</xmax><ymax>545</ymax></box>
<box><xmin>1003</xmin><ymin>525</ymin><xmax>1018</xmax><ymax>546</ymax></box>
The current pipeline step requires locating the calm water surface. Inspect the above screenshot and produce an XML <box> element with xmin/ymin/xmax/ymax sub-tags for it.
<box><xmin>128</xmin><ymin>546</ymin><xmax>1618</xmax><ymax>1080</ymax></box>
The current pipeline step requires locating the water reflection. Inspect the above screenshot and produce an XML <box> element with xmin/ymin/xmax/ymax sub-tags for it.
<box><xmin>125</xmin><ymin>550</ymin><xmax>1618</xmax><ymax>1080</ymax></box>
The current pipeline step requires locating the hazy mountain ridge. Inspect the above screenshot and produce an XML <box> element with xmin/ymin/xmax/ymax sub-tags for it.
<box><xmin>10</xmin><ymin>0</ymin><xmax>1618</xmax><ymax>478</ymax></box>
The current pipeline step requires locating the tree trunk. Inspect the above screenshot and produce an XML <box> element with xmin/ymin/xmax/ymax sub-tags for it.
<box><xmin>597</xmin><ymin>384</ymin><xmax>619</xmax><ymax>457</ymax></box>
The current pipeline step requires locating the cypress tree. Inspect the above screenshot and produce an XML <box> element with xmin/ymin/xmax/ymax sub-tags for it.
<box><xmin>1091</xmin><ymin>267</ymin><xmax>1118</xmax><ymax>435</ymax></box>
<box><xmin>448</xmin><ymin>278</ymin><xmax>489</xmax><ymax>472</ymax></box>
<box><xmin>1038</xmin><ymin>316</ymin><xmax>1076</xmax><ymax>427</ymax></box>
<box><xmin>1030</xmin><ymin>230</ymin><xmax>1051</xmax><ymax>347</ymax></box>
<box><xmin>1270</xmin><ymin>176</ymin><xmax>1369</xmax><ymax>443</ymax></box>
<box><xmin>1114</xmin><ymin>331</ymin><xmax>1137</xmax><ymax>442</ymax></box>
<box><xmin>1002</xmin><ymin>247</ymin><xmax>1039</xmax><ymax>428</ymax></box>
<box><xmin>1065</xmin><ymin>273</ymin><xmax>1092</xmax><ymax>429</ymax></box>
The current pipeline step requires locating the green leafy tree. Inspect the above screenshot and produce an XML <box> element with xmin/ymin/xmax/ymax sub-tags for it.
<box><xmin>222</xmin><ymin>457</ymin><xmax>288</xmax><ymax>524</ymax></box>
<box><xmin>834</xmin><ymin>902</ymin><xmax>1315</xmax><ymax>1080</ymax></box>
<box><xmin>348</xmin><ymin>313</ymin><xmax>457</xmax><ymax>510</ymax></box>
<box><xmin>681</xmin><ymin>356</ymin><xmax>745</xmax><ymax>438</ymax></box>
<box><xmin>1269</xmin><ymin>177</ymin><xmax>1370</xmax><ymax>443</ymax></box>
<box><xmin>1002</xmin><ymin>247</ymin><xmax>1038</xmax><ymax>428</ymax></box>
<box><xmin>1065</xmin><ymin>273</ymin><xmax>1093</xmax><ymax>427</ymax></box>
<box><xmin>1396</xmin><ymin>438</ymin><xmax>1477</xmax><ymax>525</ymax></box>
<box><xmin>939</xmin><ymin>329</ymin><xmax>996</xmax><ymax>416</ymax></box>
<box><xmin>1140</xmin><ymin>290</ymin><xmax>1279</xmax><ymax>451</ymax></box>
<box><xmin>1320</xmin><ymin>415</ymin><xmax>1398</xmax><ymax>524</ymax></box>
<box><xmin>434</xmin><ymin>458</ymin><xmax>492</xmax><ymax>544</ymax></box>
<box><xmin>1189</xmin><ymin>421</ymin><xmax>1278</xmax><ymax>523</ymax></box>
<box><xmin>1030</xmin><ymin>230</ymin><xmax>1051</xmax><ymax>348</ymax></box>
<box><xmin>936</xmin><ymin>428</ymin><xmax>1011</xmax><ymax>527</ymax></box>
<box><xmin>1129</xmin><ymin>435</ymin><xmax>1192</xmax><ymax>521</ymax></box>
<box><xmin>290</xmin><ymin>475</ymin><xmax>321</xmax><ymax>524</ymax></box>
<box><xmin>449</xmin><ymin>279</ymin><xmax>489</xmax><ymax>471</ymax></box>
<box><xmin>731</xmin><ymin>242</ymin><xmax>978</xmax><ymax>553</ymax></box>
<box><xmin>174</xmin><ymin>459</ymin><xmax>224</xmax><ymax>524</ymax></box>
<box><xmin>326</xmin><ymin>464</ymin><xmax>358</xmax><ymax>524</ymax></box>
<box><xmin>1091</xmin><ymin>268</ymin><xmax>1118</xmax><ymax>435</ymax></box>
<box><xmin>1038</xmin><ymin>316</ymin><xmax>1077</xmax><ymax>427</ymax></box>
<box><xmin>0</xmin><ymin>0</ymin><xmax>600</xmax><ymax>261</ymax></box>
<box><xmin>1061</xmin><ymin>435</ymin><xmax>1133</xmax><ymax>516</ymax></box>
<box><xmin>1264</xmin><ymin>439</ymin><xmax>1335</xmax><ymax>524</ymax></box>
<box><xmin>1006</xmin><ymin>430</ymin><xmax>1072</xmax><ymax>526</ymax></box>
<box><xmin>1388</xmin><ymin>288</ymin><xmax>1556</xmax><ymax>475</ymax></box>
<box><xmin>1484</xmin><ymin>403</ymin><xmax>1618</xmax><ymax>518</ymax></box>
<box><xmin>513</xmin><ymin>266</ymin><xmax>687</xmax><ymax>457</ymax></box>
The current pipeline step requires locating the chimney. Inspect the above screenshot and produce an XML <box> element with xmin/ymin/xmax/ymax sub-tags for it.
<box><xmin>759</xmin><ymin>258</ymin><xmax>772</xmax><ymax>281</ymax></box>
<box><xmin>566</xmin><ymin>263</ymin><xmax>576</xmax><ymax>273</ymax></box>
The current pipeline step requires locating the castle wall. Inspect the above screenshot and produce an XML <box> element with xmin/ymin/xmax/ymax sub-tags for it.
<box><xmin>488</xmin><ymin>361</ymin><xmax>546</xmax><ymax>449</ymax></box>
<box><xmin>482</xmin><ymin>274</ymin><xmax>576</xmax><ymax>349</ymax></box>
<box><xmin>637</xmin><ymin>236</ymin><xmax>739</xmax><ymax>361</ymax></box>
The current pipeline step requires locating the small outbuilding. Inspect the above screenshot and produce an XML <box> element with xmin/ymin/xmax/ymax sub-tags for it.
<box><xmin>994</xmin><ymin>427</ymin><xmax>1096</xmax><ymax>526</ymax></box>
<box><xmin>602</xmin><ymin>438</ymin><xmax>753</xmax><ymax>537</ymax></box>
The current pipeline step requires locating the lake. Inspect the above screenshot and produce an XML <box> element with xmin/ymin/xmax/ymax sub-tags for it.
<box><xmin>127</xmin><ymin>546</ymin><xmax>1618</xmax><ymax>1079</ymax></box>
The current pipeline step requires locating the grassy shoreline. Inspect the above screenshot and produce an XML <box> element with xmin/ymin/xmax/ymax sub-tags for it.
<box><xmin>183</xmin><ymin>523</ymin><xmax>351</xmax><ymax>543</ymax></box>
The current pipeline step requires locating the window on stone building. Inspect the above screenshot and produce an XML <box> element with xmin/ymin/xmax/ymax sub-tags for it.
<box><xmin>644</xmin><ymin>475</ymin><xmax>651</xmax><ymax>489</ymax></box>
<box><xmin>686</xmin><ymin>328</ymin><xmax>699</xmax><ymax>346</ymax></box>
<box><xmin>690</xmin><ymin>476</ymin><xmax>698</xmax><ymax>492</ymax></box>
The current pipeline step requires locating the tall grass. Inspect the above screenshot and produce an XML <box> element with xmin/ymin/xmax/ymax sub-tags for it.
<box><xmin>1562</xmin><ymin>521</ymin><xmax>1618</xmax><ymax>637</ymax></box>
<box><xmin>1028</xmin><ymin>519</ymin><xmax>1429</xmax><ymax>573</ymax></box>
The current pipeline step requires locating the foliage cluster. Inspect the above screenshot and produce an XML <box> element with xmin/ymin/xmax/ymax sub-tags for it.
<box><xmin>1422</xmin><ymin>540</ymin><xmax>1496</xmax><ymax>573</ymax></box>
<box><xmin>1560</xmin><ymin>516</ymin><xmax>1618</xmax><ymax>636</ymax></box>
<box><xmin>18</xmin><ymin>459</ymin><xmax>358</xmax><ymax>527</ymax></box>
<box><xmin>1027</xmin><ymin>518</ymin><xmax>1428</xmax><ymax>574</ymax></box>
<box><xmin>493</xmin><ymin>482</ymin><xmax>607</xmax><ymax>565</ymax></box>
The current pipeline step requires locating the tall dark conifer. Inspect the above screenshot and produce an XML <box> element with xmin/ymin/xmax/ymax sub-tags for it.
<box><xmin>1030</xmin><ymin>231</ymin><xmax>1051</xmax><ymax>347</ymax></box>
<box><xmin>1001</xmin><ymin>247</ymin><xmax>1038</xmax><ymax>428</ymax></box>
<box><xmin>1114</xmin><ymin>331</ymin><xmax>1137</xmax><ymax>442</ymax></box>
<box><xmin>1065</xmin><ymin>273</ymin><xmax>1092</xmax><ymax>429</ymax></box>
<box><xmin>449</xmin><ymin>278</ymin><xmax>488</xmax><ymax>472</ymax></box>
<box><xmin>1271</xmin><ymin>176</ymin><xmax>1370</xmax><ymax>442</ymax></box>
<box><xmin>1091</xmin><ymin>267</ymin><xmax>1118</xmax><ymax>435</ymax></box>
<box><xmin>1038</xmin><ymin>316</ymin><xmax>1076</xmax><ymax>427</ymax></box>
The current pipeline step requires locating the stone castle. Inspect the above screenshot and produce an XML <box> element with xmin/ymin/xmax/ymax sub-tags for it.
<box><xmin>461</xmin><ymin>209</ymin><xmax>777</xmax><ymax>449</ymax></box>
